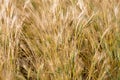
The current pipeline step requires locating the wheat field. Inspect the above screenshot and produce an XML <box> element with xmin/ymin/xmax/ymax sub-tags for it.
<box><xmin>0</xmin><ymin>0</ymin><xmax>120</xmax><ymax>80</ymax></box>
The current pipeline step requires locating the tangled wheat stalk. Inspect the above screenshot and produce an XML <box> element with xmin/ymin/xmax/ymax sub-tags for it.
<box><xmin>0</xmin><ymin>0</ymin><xmax>120</xmax><ymax>80</ymax></box>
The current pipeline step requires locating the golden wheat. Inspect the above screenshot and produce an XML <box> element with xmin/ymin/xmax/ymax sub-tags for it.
<box><xmin>0</xmin><ymin>0</ymin><xmax>120</xmax><ymax>80</ymax></box>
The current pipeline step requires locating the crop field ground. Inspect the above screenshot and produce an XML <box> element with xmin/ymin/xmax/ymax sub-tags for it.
<box><xmin>0</xmin><ymin>0</ymin><xmax>120</xmax><ymax>80</ymax></box>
